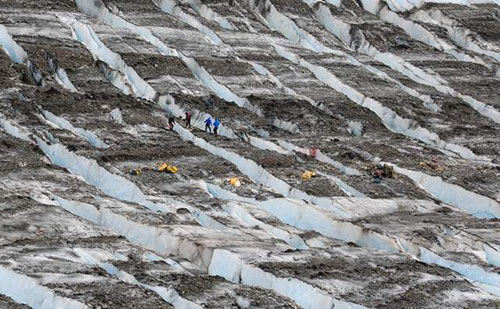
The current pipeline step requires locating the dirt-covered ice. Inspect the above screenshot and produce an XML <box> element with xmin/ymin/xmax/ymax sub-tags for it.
<box><xmin>1</xmin><ymin>0</ymin><xmax>500</xmax><ymax>308</ymax></box>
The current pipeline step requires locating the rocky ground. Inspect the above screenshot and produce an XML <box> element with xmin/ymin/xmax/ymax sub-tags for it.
<box><xmin>1</xmin><ymin>0</ymin><xmax>500</xmax><ymax>308</ymax></box>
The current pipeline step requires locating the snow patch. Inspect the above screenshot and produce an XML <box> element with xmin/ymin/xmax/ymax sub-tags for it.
<box><xmin>74</xmin><ymin>248</ymin><xmax>202</xmax><ymax>308</ymax></box>
<box><xmin>0</xmin><ymin>113</ymin><xmax>33</xmax><ymax>142</ymax></box>
<box><xmin>155</xmin><ymin>0</ymin><xmax>223</xmax><ymax>45</ymax></box>
<box><xmin>52</xmin><ymin>195</ymin><xmax>212</xmax><ymax>270</ymax></box>
<box><xmin>186</xmin><ymin>0</ymin><xmax>235</xmax><ymax>30</ymax></box>
<box><xmin>209</xmin><ymin>249</ymin><xmax>365</xmax><ymax>309</ymax></box>
<box><xmin>110</xmin><ymin>108</ymin><xmax>124</xmax><ymax>124</ymax></box>
<box><xmin>394</xmin><ymin>165</ymin><xmax>500</xmax><ymax>218</ymax></box>
<box><xmin>0</xmin><ymin>265</ymin><xmax>87</xmax><ymax>309</ymax></box>
<box><xmin>40</xmin><ymin>108</ymin><xmax>109</xmax><ymax>149</ymax></box>
<box><xmin>222</xmin><ymin>202</ymin><xmax>309</xmax><ymax>249</ymax></box>
<box><xmin>347</xmin><ymin>120</ymin><xmax>363</xmax><ymax>137</ymax></box>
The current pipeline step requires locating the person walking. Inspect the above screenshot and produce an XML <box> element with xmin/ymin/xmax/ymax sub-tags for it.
<box><xmin>204</xmin><ymin>116</ymin><xmax>212</xmax><ymax>133</ymax></box>
<box><xmin>213</xmin><ymin>118</ymin><xmax>221</xmax><ymax>136</ymax></box>
<box><xmin>168</xmin><ymin>116</ymin><xmax>176</xmax><ymax>130</ymax></box>
<box><xmin>185</xmin><ymin>112</ymin><xmax>191</xmax><ymax>129</ymax></box>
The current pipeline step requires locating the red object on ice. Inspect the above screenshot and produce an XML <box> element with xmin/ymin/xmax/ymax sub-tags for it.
<box><xmin>309</xmin><ymin>148</ymin><xmax>319</xmax><ymax>157</ymax></box>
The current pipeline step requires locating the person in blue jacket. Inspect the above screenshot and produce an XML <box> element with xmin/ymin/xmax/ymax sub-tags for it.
<box><xmin>213</xmin><ymin>118</ymin><xmax>221</xmax><ymax>135</ymax></box>
<box><xmin>204</xmin><ymin>116</ymin><xmax>212</xmax><ymax>133</ymax></box>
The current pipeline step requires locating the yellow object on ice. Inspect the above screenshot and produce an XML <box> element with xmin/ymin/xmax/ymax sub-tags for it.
<box><xmin>157</xmin><ymin>162</ymin><xmax>178</xmax><ymax>174</ymax></box>
<box><xmin>158</xmin><ymin>163</ymin><xmax>168</xmax><ymax>172</ymax></box>
<box><xmin>130</xmin><ymin>168</ymin><xmax>142</xmax><ymax>176</ymax></box>
<box><xmin>167</xmin><ymin>165</ymin><xmax>178</xmax><ymax>173</ymax></box>
<box><xmin>301</xmin><ymin>170</ymin><xmax>316</xmax><ymax>181</ymax></box>
<box><xmin>229</xmin><ymin>177</ymin><xmax>241</xmax><ymax>187</ymax></box>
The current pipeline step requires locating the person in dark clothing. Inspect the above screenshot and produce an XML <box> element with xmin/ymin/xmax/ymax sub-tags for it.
<box><xmin>213</xmin><ymin>118</ymin><xmax>221</xmax><ymax>136</ymax></box>
<box><xmin>168</xmin><ymin>116</ymin><xmax>176</xmax><ymax>130</ymax></box>
<box><xmin>204</xmin><ymin>117</ymin><xmax>212</xmax><ymax>133</ymax></box>
<box><xmin>373</xmin><ymin>169</ymin><xmax>382</xmax><ymax>183</ymax></box>
<box><xmin>205</xmin><ymin>95</ymin><xmax>214</xmax><ymax>109</ymax></box>
<box><xmin>185</xmin><ymin>112</ymin><xmax>191</xmax><ymax>128</ymax></box>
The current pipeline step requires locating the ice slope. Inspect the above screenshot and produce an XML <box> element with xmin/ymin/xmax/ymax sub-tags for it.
<box><xmin>284</xmin><ymin>1</ymin><xmax>500</xmax><ymax>129</ymax></box>
<box><xmin>200</xmin><ymin>181</ymin><xmax>500</xmax><ymax>294</ymax></box>
<box><xmin>59</xmin><ymin>12</ymin><xmax>362</xmax><ymax>182</ymax></box>
<box><xmin>74</xmin><ymin>0</ymin><xmax>262</xmax><ymax>116</ymax></box>
<box><xmin>49</xmin><ymin>195</ymin><xmax>365</xmax><ymax>309</ymax></box>
<box><xmin>272</xmin><ymin>43</ymin><xmax>487</xmax><ymax>160</ymax></box>
<box><xmin>384</xmin><ymin>0</ymin><xmax>500</xmax><ymax>12</ymax></box>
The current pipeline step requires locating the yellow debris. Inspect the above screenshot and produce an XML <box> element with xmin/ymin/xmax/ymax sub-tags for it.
<box><xmin>157</xmin><ymin>162</ymin><xmax>178</xmax><ymax>174</ymax></box>
<box><xmin>301</xmin><ymin>170</ymin><xmax>316</xmax><ymax>181</ymax></box>
<box><xmin>229</xmin><ymin>177</ymin><xmax>241</xmax><ymax>187</ymax></box>
<box><xmin>167</xmin><ymin>165</ymin><xmax>178</xmax><ymax>174</ymax></box>
<box><xmin>158</xmin><ymin>162</ymin><xmax>168</xmax><ymax>172</ymax></box>
<box><xmin>130</xmin><ymin>168</ymin><xmax>142</xmax><ymax>176</ymax></box>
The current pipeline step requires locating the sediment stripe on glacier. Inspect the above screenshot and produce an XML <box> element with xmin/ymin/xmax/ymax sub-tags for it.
<box><xmin>242</xmin><ymin>0</ymin><xmax>492</xmax><ymax>159</ymax></box>
<box><xmin>154</xmin><ymin>0</ymin><xmax>325</xmax><ymax>116</ymax></box>
<box><xmin>271</xmin><ymin>42</ymin><xmax>487</xmax><ymax>161</ymax></box>
<box><xmin>249</xmin><ymin>0</ymin><xmax>441</xmax><ymax>109</ymax></box>
<box><xmin>184</xmin><ymin>0</ymin><xmax>235</xmax><ymax>30</ymax></box>
<box><xmin>73</xmin><ymin>248</ymin><xmax>202</xmax><ymax>309</ymax></box>
<box><xmin>222</xmin><ymin>202</ymin><xmax>310</xmax><ymax>249</ymax></box>
<box><xmin>383</xmin><ymin>0</ymin><xmax>500</xmax><ymax>13</ymax></box>
<box><xmin>359</xmin><ymin>1</ymin><xmax>486</xmax><ymax>65</ymax></box>
<box><xmin>200</xmin><ymin>181</ymin><xmax>500</xmax><ymax>296</ymax></box>
<box><xmin>322</xmin><ymin>3</ymin><xmax>500</xmax><ymax>123</ymax></box>
<box><xmin>153</xmin><ymin>0</ymin><xmax>362</xmax><ymax>174</ymax></box>
<box><xmin>74</xmin><ymin>0</ymin><xmax>262</xmax><ymax>116</ymax></box>
<box><xmin>308</xmin><ymin>2</ymin><xmax>500</xmax><ymax>124</ymax></box>
<box><xmin>410</xmin><ymin>8</ymin><xmax>500</xmax><ymax>64</ymax></box>
<box><xmin>0</xmin><ymin>24</ymin><xmax>76</xmax><ymax>90</ymax></box>
<box><xmin>46</xmin><ymin>195</ymin><xmax>364</xmax><ymax>309</ymax></box>
<box><xmin>1</xmin><ymin>110</ymin><xmax>225</xmax><ymax>230</ymax></box>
